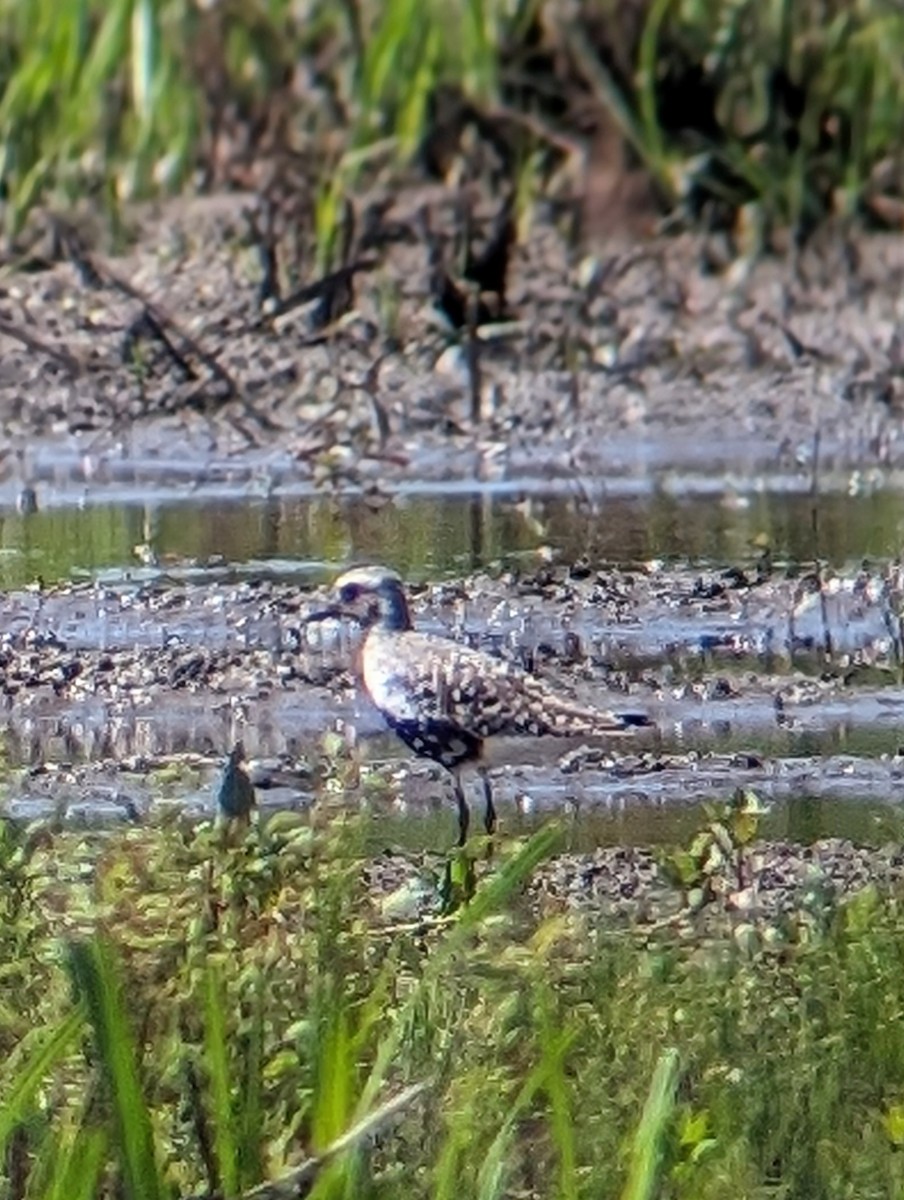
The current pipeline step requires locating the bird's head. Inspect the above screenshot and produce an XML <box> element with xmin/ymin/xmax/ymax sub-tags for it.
<box><xmin>308</xmin><ymin>565</ymin><xmax>413</xmax><ymax>632</ymax></box>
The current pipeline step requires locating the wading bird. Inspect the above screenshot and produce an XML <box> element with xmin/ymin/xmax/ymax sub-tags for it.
<box><xmin>217</xmin><ymin>741</ymin><xmax>256</xmax><ymax>825</ymax></box>
<box><xmin>311</xmin><ymin>565</ymin><xmax>650</xmax><ymax>846</ymax></box>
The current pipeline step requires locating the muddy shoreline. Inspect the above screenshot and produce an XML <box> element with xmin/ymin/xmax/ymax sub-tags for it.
<box><xmin>365</xmin><ymin>836</ymin><xmax>904</xmax><ymax>927</ymax></box>
<box><xmin>2</xmin><ymin>196</ymin><xmax>904</xmax><ymax>901</ymax></box>
<box><xmin>3</xmin><ymin>197</ymin><xmax>904</xmax><ymax>506</ymax></box>
<box><xmin>0</xmin><ymin>560</ymin><xmax>903</xmax><ymax>831</ymax></box>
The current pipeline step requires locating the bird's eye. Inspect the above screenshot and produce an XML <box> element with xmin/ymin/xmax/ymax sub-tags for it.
<box><xmin>339</xmin><ymin>583</ymin><xmax>360</xmax><ymax>604</ymax></box>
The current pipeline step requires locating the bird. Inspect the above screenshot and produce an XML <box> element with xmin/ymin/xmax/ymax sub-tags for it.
<box><xmin>217</xmin><ymin>741</ymin><xmax>257</xmax><ymax>825</ymax></box>
<box><xmin>309</xmin><ymin>565</ymin><xmax>651</xmax><ymax>847</ymax></box>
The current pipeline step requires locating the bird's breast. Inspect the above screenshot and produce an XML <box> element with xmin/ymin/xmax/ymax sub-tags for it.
<box><xmin>361</xmin><ymin>631</ymin><xmax>421</xmax><ymax>721</ymax></box>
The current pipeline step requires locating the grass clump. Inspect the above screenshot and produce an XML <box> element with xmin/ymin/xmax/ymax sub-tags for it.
<box><xmin>0</xmin><ymin>0</ymin><xmax>520</xmax><ymax>233</ymax></box>
<box><xmin>1</xmin><ymin>0</ymin><xmax>904</xmax><ymax>247</ymax></box>
<box><xmin>4</xmin><ymin>798</ymin><xmax>904</xmax><ymax>1196</ymax></box>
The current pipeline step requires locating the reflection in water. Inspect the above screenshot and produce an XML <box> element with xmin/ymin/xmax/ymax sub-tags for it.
<box><xmin>2</xmin><ymin>705</ymin><xmax>902</xmax><ymax>770</ymax></box>
<box><xmin>372</xmin><ymin>794</ymin><xmax>904</xmax><ymax>855</ymax></box>
<box><xmin>783</xmin><ymin>794</ymin><xmax>825</xmax><ymax>843</ymax></box>
<box><xmin>5</xmin><ymin>702</ymin><xmax>904</xmax><ymax>848</ymax></box>
<box><xmin>468</xmin><ymin>493</ymin><xmax>485</xmax><ymax>571</ymax></box>
<box><xmin>0</xmin><ymin>486</ymin><xmax>904</xmax><ymax>588</ymax></box>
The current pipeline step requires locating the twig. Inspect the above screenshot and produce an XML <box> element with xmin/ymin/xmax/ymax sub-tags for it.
<box><xmin>122</xmin><ymin>310</ymin><xmax>195</xmax><ymax>382</ymax></box>
<box><xmin>466</xmin><ymin>285</ymin><xmax>482</xmax><ymax>423</ymax></box>
<box><xmin>340</xmin><ymin>353</ymin><xmax>392</xmax><ymax>446</ymax></box>
<box><xmin>58</xmin><ymin>223</ymin><xmax>241</xmax><ymax>403</ymax></box>
<box><xmin>267</xmin><ymin>260</ymin><xmax>377</xmax><ymax>324</ymax></box>
<box><xmin>235</xmin><ymin>1081</ymin><xmax>428</xmax><ymax>1200</ymax></box>
<box><xmin>373</xmin><ymin>915</ymin><xmax>455</xmax><ymax>937</ymax></box>
<box><xmin>0</xmin><ymin>315</ymin><xmax>81</xmax><ymax>377</ymax></box>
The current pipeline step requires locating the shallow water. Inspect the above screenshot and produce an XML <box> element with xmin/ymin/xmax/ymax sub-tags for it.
<box><xmin>1</xmin><ymin>483</ymin><xmax>903</xmax><ymax>590</ymax></box>
<box><xmin>368</xmin><ymin>793</ymin><xmax>904</xmax><ymax>856</ymax></box>
<box><xmin>3</xmin><ymin>478</ymin><xmax>904</xmax><ymax>843</ymax></box>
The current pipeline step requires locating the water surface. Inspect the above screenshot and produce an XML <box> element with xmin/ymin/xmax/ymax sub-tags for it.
<box><xmin>2</xmin><ymin>480</ymin><xmax>904</xmax><ymax>843</ymax></box>
<box><xmin>1</xmin><ymin>484</ymin><xmax>903</xmax><ymax>589</ymax></box>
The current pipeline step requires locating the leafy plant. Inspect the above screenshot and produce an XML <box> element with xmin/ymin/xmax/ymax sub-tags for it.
<box><xmin>658</xmin><ymin>788</ymin><xmax>769</xmax><ymax>909</ymax></box>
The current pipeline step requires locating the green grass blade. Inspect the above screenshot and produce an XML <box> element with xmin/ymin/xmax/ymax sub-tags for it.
<box><xmin>476</xmin><ymin>1058</ymin><xmax>549</xmax><ymax>1200</ymax></box>
<box><xmin>0</xmin><ymin>1007</ymin><xmax>83</xmax><ymax>1155</ymax></box>
<box><xmin>462</xmin><ymin>0</ymin><xmax>496</xmax><ymax>99</ymax></box>
<box><xmin>396</xmin><ymin>23</ymin><xmax>440</xmax><ymax>156</ymax></box>
<box><xmin>311</xmin><ymin>1003</ymin><xmax>352</xmax><ymax>1151</ymax></box>
<box><xmin>637</xmin><ymin>0</ymin><xmax>675</xmax><ymax>180</ymax></box>
<box><xmin>79</xmin><ymin>0</ymin><xmax>132</xmax><ymax>97</ymax></box>
<box><xmin>538</xmin><ymin>1001</ymin><xmax>577</xmax><ymax>1200</ymax></box>
<box><xmin>358</xmin><ymin>0</ymin><xmax>415</xmax><ymax>123</ymax></box>
<box><xmin>357</xmin><ymin>824</ymin><xmax>562</xmax><ymax>1116</ymax></box>
<box><xmin>238</xmin><ymin>968</ymin><xmax>265</xmax><ymax>1189</ymax></box>
<box><xmin>434</xmin><ymin>1123</ymin><xmax>468</xmax><ymax>1200</ymax></box>
<box><xmin>66</xmin><ymin>937</ymin><xmax>163</xmax><ymax>1200</ymax></box>
<box><xmin>44</xmin><ymin>1123</ymin><xmax>107</xmax><ymax>1200</ymax></box>
<box><xmin>456</xmin><ymin>823</ymin><xmax>563</xmax><ymax>929</ymax></box>
<box><xmin>621</xmin><ymin>1048</ymin><xmax>680</xmax><ymax>1200</ymax></box>
<box><xmin>204</xmin><ymin>961</ymin><xmax>240</xmax><ymax>1198</ymax></box>
<box><xmin>130</xmin><ymin>0</ymin><xmax>156</xmax><ymax>128</ymax></box>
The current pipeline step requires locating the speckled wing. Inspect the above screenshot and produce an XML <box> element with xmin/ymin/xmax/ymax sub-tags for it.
<box><xmin>362</xmin><ymin>629</ymin><xmax>631</xmax><ymax>739</ymax></box>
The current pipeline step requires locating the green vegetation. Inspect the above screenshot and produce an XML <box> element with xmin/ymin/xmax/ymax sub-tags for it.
<box><xmin>1</xmin><ymin>780</ymin><xmax>904</xmax><ymax>1198</ymax></box>
<box><xmin>0</xmin><ymin>0</ymin><xmax>903</xmax><ymax>243</ymax></box>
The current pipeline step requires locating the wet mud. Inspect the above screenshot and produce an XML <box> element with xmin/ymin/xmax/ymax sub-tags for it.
<box><xmin>2</xmin><ymin>557</ymin><xmax>904</xmax><ymax>841</ymax></box>
<box><xmin>4</xmin><ymin>195</ymin><xmax>904</xmax><ymax>903</ymax></box>
<box><xmin>3</xmin><ymin>195</ymin><xmax>904</xmax><ymax>511</ymax></box>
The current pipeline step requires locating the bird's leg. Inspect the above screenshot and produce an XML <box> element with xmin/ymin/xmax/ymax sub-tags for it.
<box><xmin>478</xmin><ymin>766</ymin><xmax>496</xmax><ymax>836</ymax></box>
<box><xmin>452</xmin><ymin>770</ymin><xmax>470</xmax><ymax>846</ymax></box>
<box><xmin>442</xmin><ymin>769</ymin><xmax>476</xmax><ymax>914</ymax></box>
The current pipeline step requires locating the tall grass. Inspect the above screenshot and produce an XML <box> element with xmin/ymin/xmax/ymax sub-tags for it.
<box><xmin>0</xmin><ymin>0</ymin><xmax>902</xmax><ymax>241</ymax></box>
<box><xmin>3</xmin><ymin>802</ymin><xmax>904</xmax><ymax>1196</ymax></box>
<box><xmin>0</xmin><ymin>0</ymin><xmax>520</xmax><ymax>232</ymax></box>
<box><xmin>67</xmin><ymin>938</ymin><xmax>164</xmax><ymax>1200</ymax></box>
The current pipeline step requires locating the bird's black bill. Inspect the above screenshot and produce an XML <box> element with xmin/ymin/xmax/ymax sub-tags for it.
<box><xmin>301</xmin><ymin>603</ymin><xmax>347</xmax><ymax>625</ymax></box>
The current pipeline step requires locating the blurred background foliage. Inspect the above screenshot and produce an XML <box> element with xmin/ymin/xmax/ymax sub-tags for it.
<box><xmin>0</xmin><ymin>0</ymin><xmax>903</xmax><ymax>244</ymax></box>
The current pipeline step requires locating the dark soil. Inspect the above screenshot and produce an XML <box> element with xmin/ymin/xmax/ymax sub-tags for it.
<box><xmin>3</xmin><ymin>192</ymin><xmax>904</xmax><ymax>509</ymax></box>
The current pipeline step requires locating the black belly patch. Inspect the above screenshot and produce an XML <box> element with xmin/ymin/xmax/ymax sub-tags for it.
<box><xmin>384</xmin><ymin>715</ymin><xmax>482</xmax><ymax>769</ymax></box>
